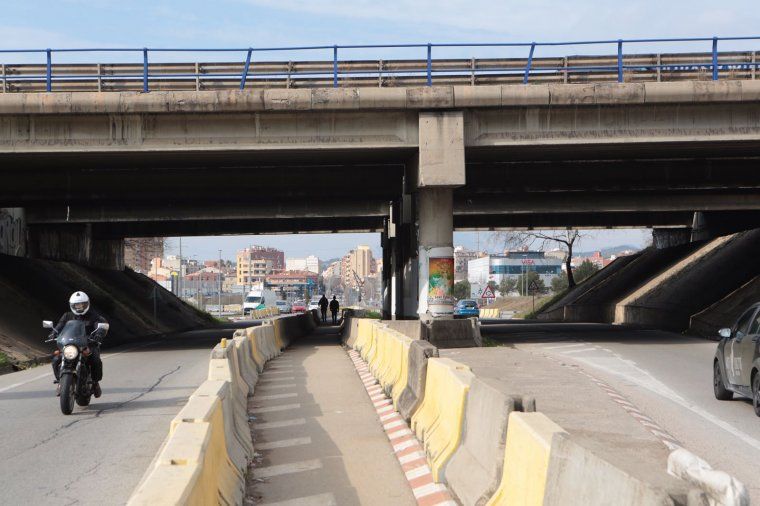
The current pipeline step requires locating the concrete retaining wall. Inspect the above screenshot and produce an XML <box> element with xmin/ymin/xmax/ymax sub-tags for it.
<box><xmin>397</xmin><ymin>339</ymin><xmax>439</xmax><ymax>421</ymax></box>
<box><xmin>690</xmin><ymin>275</ymin><xmax>760</xmax><ymax>337</ymax></box>
<box><xmin>128</xmin><ymin>312</ymin><xmax>315</xmax><ymax>505</ymax></box>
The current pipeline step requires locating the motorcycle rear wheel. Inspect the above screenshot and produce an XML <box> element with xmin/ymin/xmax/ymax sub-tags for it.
<box><xmin>60</xmin><ymin>374</ymin><xmax>75</xmax><ymax>415</ymax></box>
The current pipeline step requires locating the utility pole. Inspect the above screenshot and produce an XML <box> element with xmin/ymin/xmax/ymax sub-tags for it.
<box><xmin>218</xmin><ymin>249</ymin><xmax>223</xmax><ymax>318</ymax></box>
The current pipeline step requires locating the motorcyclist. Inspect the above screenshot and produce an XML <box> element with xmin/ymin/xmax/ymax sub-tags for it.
<box><xmin>50</xmin><ymin>292</ymin><xmax>108</xmax><ymax>398</ymax></box>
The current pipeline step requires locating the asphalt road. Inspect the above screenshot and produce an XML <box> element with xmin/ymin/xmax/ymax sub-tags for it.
<box><xmin>0</xmin><ymin>323</ymin><xmax>255</xmax><ymax>506</ymax></box>
<box><xmin>482</xmin><ymin>322</ymin><xmax>760</xmax><ymax>502</ymax></box>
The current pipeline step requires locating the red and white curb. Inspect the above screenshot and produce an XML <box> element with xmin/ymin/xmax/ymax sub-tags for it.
<box><xmin>347</xmin><ymin>349</ymin><xmax>457</xmax><ymax>506</ymax></box>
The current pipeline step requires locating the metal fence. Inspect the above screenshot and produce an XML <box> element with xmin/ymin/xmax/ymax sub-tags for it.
<box><xmin>1</xmin><ymin>36</ymin><xmax>759</xmax><ymax>93</ymax></box>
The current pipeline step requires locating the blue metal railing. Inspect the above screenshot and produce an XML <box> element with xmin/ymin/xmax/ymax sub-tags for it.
<box><xmin>1</xmin><ymin>36</ymin><xmax>760</xmax><ymax>92</ymax></box>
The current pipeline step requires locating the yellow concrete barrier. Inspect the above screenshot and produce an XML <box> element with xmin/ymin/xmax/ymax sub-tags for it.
<box><xmin>486</xmin><ymin>412</ymin><xmax>566</xmax><ymax>506</ymax></box>
<box><xmin>354</xmin><ymin>318</ymin><xmax>374</xmax><ymax>353</ymax></box>
<box><xmin>411</xmin><ymin>357</ymin><xmax>474</xmax><ymax>482</ymax></box>
<box><xmin>480</xmin><ymin>308</ymin><xmax>499</xmax><ymax>318</ymax></box>
<box><xmin>390</xmin><ymin>332</ymin><xmax>412</xmax><ymax>409</ymax></box>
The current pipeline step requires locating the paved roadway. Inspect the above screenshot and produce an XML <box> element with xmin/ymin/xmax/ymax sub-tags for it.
<box><xmin>0</xmin><ymin>323</ymin><xmax>255</xmax><ymax>506</ymax></box>
<box><xmin>481</xmin><ymin>322</ymin><xmax>760</xmax><ymax>502</ymax></box>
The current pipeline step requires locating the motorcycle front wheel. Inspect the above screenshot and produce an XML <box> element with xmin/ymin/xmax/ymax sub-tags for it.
<box><xmin>60</xmin><ymin>374</ymin><xmax>75</xmax><ymax>415</ymax></box>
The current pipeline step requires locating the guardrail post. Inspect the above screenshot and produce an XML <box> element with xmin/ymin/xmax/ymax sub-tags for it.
<box><xmin>45</xmin><ymin>49</ymin><xmax>52</xmax><ymax>92</ymax></box>
<box><xmin>523</xmin><ymin>42</ymin><xmax>536</xmax><ymax>84</ymax></box>
<box><xmin>617</xmin><ymin>39</ymin><xmax>624</xmax><ymax>83</ymax></box>
<box><xmin>712</xmin><ymin>37</ymin><xmax>719</xmax><ymax>80</ymax></box>
<box><xmin>240</xmin><ymin>48</ymin><xmax>252</xmax><ymax>90</ymax></box>
<box><xmin>426</xmin><ymin>43</ymin><xmax>432</xmax><ymax>86</ymax></box>
<box><xmin>142</xmin><ymin>48</ymin><xmax>149</xmax><ymax>92</ymax></box>
<box><xmin>333</xmin><ymin>45</ymin><xmax>338</xmax><ymax>88</ymax></box>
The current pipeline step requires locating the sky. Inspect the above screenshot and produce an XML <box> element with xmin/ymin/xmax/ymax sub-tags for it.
<box><xmin>4</xmin><ymin>1</ymin><xmax>755</xmax><ymax>261</ymax></box>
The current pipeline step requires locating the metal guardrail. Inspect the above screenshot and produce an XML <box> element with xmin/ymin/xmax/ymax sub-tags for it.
<box><xmin>1</xmin><ymin>37</ymin><xmax>759</xmax><ymax>93</ymax></box>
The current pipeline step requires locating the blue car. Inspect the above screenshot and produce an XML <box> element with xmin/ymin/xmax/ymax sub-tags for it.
<box><xmin>454</xmin><ymin>299</ymin><xmax>480</xmax><ymax>318</ymax></box>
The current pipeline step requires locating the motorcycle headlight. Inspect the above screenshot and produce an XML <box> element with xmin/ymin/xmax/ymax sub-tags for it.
<box><xmin>63</xmin><ymin>345</ymin><xmax>79</xmax><ymax>360</ymax></box>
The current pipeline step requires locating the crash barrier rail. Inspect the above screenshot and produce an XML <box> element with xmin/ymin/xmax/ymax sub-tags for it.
<box><xmin>2</xmin><ymin>36</ymin><xmax>760</xmax><ymax>92</ymax></box>
<box><xmin>128</xmin><ymin>310</ymin><xmax>320</xmax><ymax>505</ymax></box>
<box><xmin>344</xmin><ymin>317</ymin><xmax>749</xmax><ymax>505</ymax></box>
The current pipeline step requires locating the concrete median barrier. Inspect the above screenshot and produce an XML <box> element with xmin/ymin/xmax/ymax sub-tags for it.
<box><xmin>487</xmin><ymin>411</ymin><xmax>566</xmax><ymax>505</ymax></box>
<box><xmin>397</xmin><ymin>339</ymin><xmax>439</xmax><ymax>421</ymax></box>
<box><xmin>479</xmin><ymin>308</ymin><xmax>499</xmax><ymax>319</ymax></box>
<box><xmin>667</xmin><ymin>448</ymin><xmax>749</xmax><ymax>506</ymax></box>
<box><xmin>445</xmin><ymin>378</ymin><xmax>536</xmax><ymax>506</ymax></box>
<box><xmin>233</xmin><ymin>334</ymin><xmax>259</xmax><ymax>392</ymax></box>
<box><xmin>411</xmin><ymin>357</ymin><xmax>474</xmax><ymax>482</ymax></box>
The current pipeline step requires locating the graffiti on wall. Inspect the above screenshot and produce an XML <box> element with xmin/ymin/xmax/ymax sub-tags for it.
<box><xmin>0</xmin><ymin>208</ymin><xmax>25</xmax><ymax>257</ymax></box>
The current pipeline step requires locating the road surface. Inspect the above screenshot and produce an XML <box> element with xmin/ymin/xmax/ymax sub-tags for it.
<box><xmin>482</xmin><ymin>322</ymin><xmax>760</xmax><ymax>502</ymax></box>
<box><xmin>0</xmin><ymin>324</ymin><xmax>253</xmax><ymax>506</ymax></box>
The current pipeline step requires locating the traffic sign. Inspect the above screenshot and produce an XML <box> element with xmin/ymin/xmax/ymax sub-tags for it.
<box><xmin>481</xmin><ymin>285</ymin><xmax>496</xmax><ymax>299</ymax></box>
<box><xmin>528</xmin><ymin>279</ymin><xmax>541</xmax><ymax>294</ymax></box>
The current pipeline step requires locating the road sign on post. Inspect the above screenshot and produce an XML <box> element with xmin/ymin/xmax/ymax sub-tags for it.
<box><xmin>528</xmin><ymin>279</ymin><xmax>541</xmax><ymax>313</ymax></box>
<box><xmin>481</xmin><ymin>285</ymin><xmax>496</xmax><ymax>300</ymax></box>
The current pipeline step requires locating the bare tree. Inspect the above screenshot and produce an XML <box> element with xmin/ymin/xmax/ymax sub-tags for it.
<box><xmin>489</xmin><ymin>230</ymin><xmax>590</xmax><ymax>289</ymax></box>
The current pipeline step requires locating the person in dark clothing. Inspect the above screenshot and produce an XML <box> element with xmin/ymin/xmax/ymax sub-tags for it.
<box><xmin>318</xmin><ymin>294</ymin><xmax>329</xmax><ymax>323</ymax></box>
<box><xmin>329</xmin><ymin>296</ymin><xmax>340</xmax><ymax>325</ymax></box>
<box><xmin>50</xmin><ymin>291</ymin><xmax>108</xmax><ymax>398</ymax></box>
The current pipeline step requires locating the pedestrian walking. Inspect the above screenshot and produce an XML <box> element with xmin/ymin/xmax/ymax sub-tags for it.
<box><xmin>318</xmin><ymin>294</ymin><xmax>329</xmax><ymax>323</ymax></box>
<box><xmin>329</xmin><ymin>296</ymin><xmax>340</xmax><ymax>325</ymax></box>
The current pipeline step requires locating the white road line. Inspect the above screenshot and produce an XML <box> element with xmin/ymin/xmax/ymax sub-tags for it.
<box><xmin>256</xmin><ymin>418</ymin><xmax>306</xmax><ymax>430</ymax></box>
<box><xmin>261</xmin><ymin>493</ymin><xmax>337</xmax><ymax>506</ymax></box>
<box><xmin>380</xmin><ymin>412</ymin><xmax>399</xmax><ymax>422</ymax></box>
<box><xmin>541</xmin><ymin>343</ymin><xmax>587</xmax><ymax>350</ymax></box>
<box><xmin>256</xmin><ymin>392</ymin><xmax>298</xmax><ymax>401</ymax></box>
<box><xmin>560</xmin><ymin>348</ymin><xmax>598</xmax><ymax>355</ymax></box>
<box><xmin>254</xmin><ymin>459</ymin><xmax>322</xmax><ymax>479</ymax></box>
<box><xmin>252</xmin><ymin>403</ymin><xmax>301</xmax><ymax>414</ymax></box>
<box><xmin>256</xmin><ymin>437</ymin><xmax>312</xmax><ymax>450</ymax></box>
<box><xmin>393</xmin><ymin>439</ymin><xmax>416</xmax><ymax>452</ymax></box>
<box><xmin>388</xmin><ymin>428</ymin><xmax>413</xmax><ymax>440</ymax></box>
<box><xmin>398</xmin><ymin>451</ymin><xmax>425</xmax><ymax>464</ymax></box>
<box><xmin>405</xmin><ymin>465</ymin><xmax>430</xmax><ymax>480</ymax></box>
<box><xmin>0</xmin><ymin>340</ymin><xmax>162</xmax><ymax>394</ymax></box>
<box><xmin>413</xmin><ymin>483</ymin><xmax>446</xmax><ymax>499</ymax></box>
<box><xmin>383</xmin><ymin>419</ymin><xmax>405</xmax><ymax>430</ymax></box>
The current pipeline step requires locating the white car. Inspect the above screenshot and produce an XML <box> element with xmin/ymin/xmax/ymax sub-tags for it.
<box><xmin>307</xmin><ymin>300</ymin><xmax>320</xmax><ymax>312</ymax></box>
<box><xmin>275</xmin><ymin>300</ymin><xmax>292</xmax><ymax>314</ymax></box>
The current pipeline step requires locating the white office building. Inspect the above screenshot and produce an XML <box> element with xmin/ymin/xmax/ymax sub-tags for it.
<box><xmin>468</xmin><ymin>251</ymin><xmax>563</xmax><ymax>296</ymax></box>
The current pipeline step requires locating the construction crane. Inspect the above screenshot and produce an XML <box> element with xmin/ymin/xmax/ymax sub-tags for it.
<box><xmin>350</xmin><ymin>269</ymin><xmax>365</xmax><ymax>303</ymax></box>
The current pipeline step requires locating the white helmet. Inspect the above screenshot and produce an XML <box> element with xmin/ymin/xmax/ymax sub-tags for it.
<box><xmin>69</xmin><ymin>291</ymin><xmax>90</xmax><ymax>315</ymax></box>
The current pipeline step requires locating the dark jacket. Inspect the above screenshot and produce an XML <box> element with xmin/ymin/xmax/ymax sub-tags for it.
<box><xmin>329</xmin><ymin>299</ymin><xmax>340</xmax><ymax>312</ymax></box>
<box><xmin>318</xmin><ymin>296</ymin><xmax>329</xmax><ymax>310</ymax></box>
<box><xmin>54</xmin><ymin>310</ymin><xmax>108</xmax><ymax>342</ymax></box>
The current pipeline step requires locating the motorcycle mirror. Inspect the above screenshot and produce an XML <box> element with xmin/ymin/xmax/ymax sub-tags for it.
<box><xmin>719</xmin><ymin>328</ymin><xmax>732</xmax><ymax>339</ymax></box>
<box><xmin>96</xmin><ymin>323</ymin><xmax>110</xmax><ymax>333</ymax></box>
<box><xmin>42</xmin><ymin>320</ymin><xmax>54</xmax><ymax>329</ymax></box>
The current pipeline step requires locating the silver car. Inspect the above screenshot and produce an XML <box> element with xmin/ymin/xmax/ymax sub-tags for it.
<box><xmin>713</xmin><ymin>302</ymin><xmax>760</xmax><ymax>416</ymax></box>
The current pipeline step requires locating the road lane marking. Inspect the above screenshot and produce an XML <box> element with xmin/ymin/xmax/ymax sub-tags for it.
<box><xmin>542</xmin><ymin>343</ymin><xmax>586</xmax><ymax>350</ymax></box>
<box><xmin>252</xmin><ymin>403</ymin><xmax>302</xmax><ymax>414</ymax></box>
<box><xmin>0</xmin><ymin>340</ymin><xmax>161</xmax><ymax>394</ymax></box>
<box><xmin>256</xmin><ymin>437</ymin><xmax>312</xmax><ymax>450</ymax></box>
<box><xmin>254</xmin><ymin>459</ymin><xmax>322</xmax><ymax>478</ymax></box>
<box><xmin>561</xmin><ymin>347</ymin><xmax>599</xmax><ymax>354</ymax></box>
<box><xmin>261</xmin><ymin>492</ymin><xmax>337</xmax><ymax>506</ymax></box>
<box><xmin>256</xmin><ymin>418</ymin><xmax>306</xmax><ymax>430</ymax></box>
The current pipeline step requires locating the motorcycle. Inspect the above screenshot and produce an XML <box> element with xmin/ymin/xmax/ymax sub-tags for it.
<box><xmin>43</xmin><ymin>319</ymin><xmax>109</xmax><ymax>415</ymax></box>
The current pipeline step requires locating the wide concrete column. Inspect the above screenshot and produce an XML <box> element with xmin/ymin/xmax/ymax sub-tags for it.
<box><xmin>0</xmin><ymin>208</ymin><xmax>26</xmax><ymax>257</ymax></box>
<box><xmin>28</xmin><ymin>224</ymin><xmax>125</xmax><ymax>270</ymax></box>
<box><xmin>413</xmin><ymin>111</ymin><xmax>465</xmax><ymax>319</ymax></box>
<box><xmin>652</xmin><ymin>228</ymin><xmax>691</xmax><ymax>249</ymax></box>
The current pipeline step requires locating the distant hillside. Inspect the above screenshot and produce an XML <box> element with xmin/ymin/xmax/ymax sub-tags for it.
<box><xmin>576</xmin><ymin>245</ymin><xmax>641</xmax><ymax>257</ymax></box>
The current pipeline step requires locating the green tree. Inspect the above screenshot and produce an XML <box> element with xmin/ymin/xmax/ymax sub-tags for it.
<box><xmin>551</xmin><ymin>275</ymin><xmax>568</xmax><ymax>293</ymax></box>
<box><xmin>499</xmin><ymin>277</ymin><xmax>517</xmax><ymax>295</ymax></box>
<box><xmin>453</xmin><ymin>280</ymin><xmax>471</xmax><ymax>300</ymax></box>
<box><xmin>574</xmin><ymin>260</ymin><xmax>600</xmax><ymax>283</ymax></box>
<box><xmin>487</xmin><ymin>280</ymin><xmax>497</xmax><ymax>292</ymax></box>
<box><xmin>516</xmin><ymin>271</ymin><xmax>545</xmax><ymax>296</ymax></box>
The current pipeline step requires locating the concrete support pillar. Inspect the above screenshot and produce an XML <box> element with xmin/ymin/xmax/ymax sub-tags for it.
<box><xmin>381</xmin><ymin>223</ymin><xmax>392</xmax><ymax>320</ymax></box>
<box><xmin>413</xmin><ymin>110</ymin><xmax>465</xmax><ymax>319</ymax></box>
<box><xmin>652</xmin><ymin>228</ymin><xmax>692</xmax><ymax>249</ymax></box>
<box><xmin>0</xmin><ymin>208</ymin><xmax>26</xmax><ymax>257</ymax></box>
<box><xmin>28</xmin><ymin>224</ymin><xmax>124</xmax><ymax>270</ymax></box>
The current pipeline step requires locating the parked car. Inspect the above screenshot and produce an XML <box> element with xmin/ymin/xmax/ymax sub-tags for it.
<box><xmin>307</xmin><ymin>300</ymin><xmax>320</xmax><ymax>312</ymax></box>
<box><xmin>713</xmin><ymin>302</ymin><xmax>760</xmax><ymax>416</ymax></box>
<box><xmin>453</xmin><ymin>299</ymin><xmax>480</xmax><ymax>318</ymax></box>
<box><xmin>292</xmin><ymin>300</ymin><xmax>306</xmax><ymax>313</ymax></box>
<box><xmin>275</xmin><ymin>300</ymin><xmax>292</xmax><ymax>314</ymax></box>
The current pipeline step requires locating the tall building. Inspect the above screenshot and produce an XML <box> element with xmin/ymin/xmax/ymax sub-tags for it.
<box><xmin>468</xmin><ymin>251</ymin><xmax>562</xmax><ymax>296</ymax></box>
<box><xmin>237</xmin><ymin>245</ymin><xmax>285</xmax><ymax>271</ymax></box>
<box><xmin>124</xmin><ymin>238</ymin><xmax>164</xmax><ymax>273</ymax></box>
<box><xmin>236</xmin><ymin>258</ymin><xmax>273</xmax><ymax>286</ymax></box>
<box><xmin>342</xmin><ymin>245</ymin><xmax>373</xmax><ymax>288</ymax></box>
<box><xmin>285</xmin><ymin>255</ymin><xmax>320</xmax><ymax>274</ymax></box>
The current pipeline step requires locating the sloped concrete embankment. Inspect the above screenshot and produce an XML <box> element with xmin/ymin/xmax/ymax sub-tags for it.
<box><xmin>553</xmin><ymin>242</ymin><xmax>703</xmax><ymax>324</ymax></box>
<box><xmin>0</xmin><ymin>253</ymin><xmax>216</xmax><ymax>364</ymax></box>
<box><xmin>537</xmin><ymin>253</ymin><xmax>640</xmax><ymax>321</ymax></box>
<box><xmin>344</xmin><ymin>316</ymin><xmax>748</xmax><ymax>505</ymax></box>
<box><xmin>127</xmin><ymin>311</ymin><xmax>319</xmax><ymax>505</ymax></box>
<box><xmin>690</xmin><ymin>275</ymin><xmax>760</xmax><ymax>337</ymax></box>
<box><xmin>614</xmin><ymin>230</ymin><xmax>760</xmax><ymax>331</ymax></box>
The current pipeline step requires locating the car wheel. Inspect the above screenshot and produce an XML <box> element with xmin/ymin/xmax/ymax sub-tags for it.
<box><xmin>713</xmin><ymin>361</ymin><xmax>733</xmax><ymax>401</ymax></box>
<box><xmin>753</xmin><ymin>373</ymin><xmax>760</xmax><ymax>417</ymax></box>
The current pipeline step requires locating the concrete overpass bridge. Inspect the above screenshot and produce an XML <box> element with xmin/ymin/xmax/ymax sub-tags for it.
<box><xmin>3</xmin><ymin>40</ymin><xmax>760</xmax><ymax>318</ymax></box>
